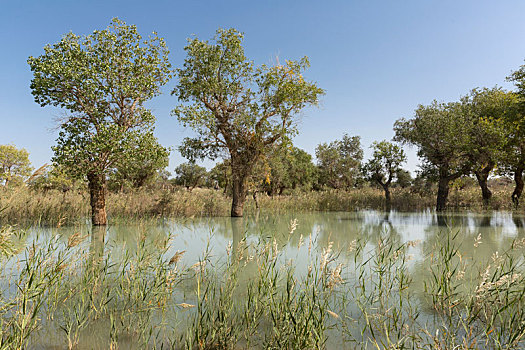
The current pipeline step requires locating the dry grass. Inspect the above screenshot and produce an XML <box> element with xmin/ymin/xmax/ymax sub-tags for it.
<box><xmin>0</xmin><ymin>184</ymin><xmax>519</xmax><ymax>226</ymax></box>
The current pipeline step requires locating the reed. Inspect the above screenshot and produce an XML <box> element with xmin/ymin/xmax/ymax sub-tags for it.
<box><xmin>1</xmin><ymin>222</ymin><xmax>525</xmax><ymax>348</ymax></box>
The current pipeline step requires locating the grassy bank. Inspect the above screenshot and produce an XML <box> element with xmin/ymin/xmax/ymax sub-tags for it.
<box><xmin>1</xmin><ymin>224</ymin><xmax>525</xmax><ymax>348</ymax></box>
<box><xmin>0</xmin><ymin>184</ymin><xmax>519</xmax><ymax>226</ymax></box>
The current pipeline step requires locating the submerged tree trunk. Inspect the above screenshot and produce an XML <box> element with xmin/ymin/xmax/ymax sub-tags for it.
<box><xmin>436</xmin><ymin>177</ymin><xmax>451</xmax><ymax>212</ymax></box>
<box><xmin>513</xmin><ymin>212</ymin><xmax>524</xmax><ymax>228</ymax></box>
<box><xmin>231</xmin><ymin>169</ymin><xmax>248</xmax><ymax>217</ymax></box>
<box><xmin>474</xmin><ymin>162</ymin><xmax>494</xmax><ymax>206</ymax></box>
<box><xmin>87</xmin><ymin>172</ymin><xmax>107</xmax><ymax>226</ymax></box>
<box><xmin>436</xmin><ymin>214</ymin><xmax>448</xmax><ymax>227</ymax></box>
<box><xmin>383</xmin><ymin>185</ymin><xmax>391</xmax><ymax>212</ymax></box>
<box><xmin>230</xmin><ymin>151</ymin><xmax>257</xmax><ymax>217</ymax></box>
<box><xmin>90</xmin><ymin>225</ymin><xmax>105</xmax><ymax>269</ymax></box>
<box><xmin>512</xmin><ymin>165</ymin><xmax>524</xmax><ymax>207</ymax></box>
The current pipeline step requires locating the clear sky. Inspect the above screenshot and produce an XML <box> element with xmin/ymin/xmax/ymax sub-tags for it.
<box><xmin>1</xmin><ymin>0</ymin><xmax>525</xmax><ymax>173</ymax></box>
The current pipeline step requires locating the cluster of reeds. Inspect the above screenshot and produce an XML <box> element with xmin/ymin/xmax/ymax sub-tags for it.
<box><xmin>180</xmin><ymin>234</ymin><xmax>341</xmax><ymax>349</ymax></box>
<box><xmin>0</xmin><ymin>187</ymin><xmax>232</xmax><ymax>226</ymax></box>
<box><xmin>335</xmin><ymin>228</ymin><xmax>525</xmax><ymax>349</ymax></box>
<box><xmin>2</xmin><ymin>221</ymin><xmax>525</xmax><ymax>348</ymax></box>
<box><xmin>0</xmin><ymin>226</ymin><xmax>186</xmax><ymax>349</ymax></box>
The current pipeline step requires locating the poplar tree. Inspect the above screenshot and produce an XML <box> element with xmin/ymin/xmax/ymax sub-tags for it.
<box><xmin>28</xmin><ymin>18</ymin><xmax>171</xmax><ymax>225</ymax></box>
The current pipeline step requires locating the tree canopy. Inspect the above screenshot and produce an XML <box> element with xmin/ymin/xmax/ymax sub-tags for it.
<box><xmin>362</xmin><ymin>140</ymin><xmax>406</xmax><ymax>210</ymax></box>
<box><xmin>174</xmin><ymin>162</ymin><xmax>208</xmax><ymax>191</ymax></box>
<box><xmin>0</xmin><ymin>145</ymin><xmax>33</xmax><ymax>188</ymax></box>
<box><xmin>461</xmin><ymin>88</ymin><xmax>516</xmax><ymax>204</ymax></box>
<box><xmin>315</xmin><ymin>134</ymin><xmax>363</xmax><ymax>190</ymax></box>
<box><xmin>394</xmin><ymin>101</ymin><xmax>473</xmax><ymax>210</ymax></box>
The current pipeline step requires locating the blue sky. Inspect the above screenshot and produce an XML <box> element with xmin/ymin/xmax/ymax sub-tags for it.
<box><xmin>1</xmin><ymin>0</ymin><xmax>525</xmax><ymax>173</ymax></box>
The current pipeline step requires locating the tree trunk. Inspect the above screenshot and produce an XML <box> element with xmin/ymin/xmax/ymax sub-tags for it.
<box><xmin>87</xmin><ymin>172</ymin><xmax>107</xmax><ymax>226</ymax></box>
<box><xmin>512</xmin><ymin>166</ymin><xmax>524</xmax><ymax>207</ymax></box>
<box><xmin>382</xmin><ymin>185</ymin><xmax>391</xmax><ymax>212</ymax></box>
<box><xmin>474</xmin><ymin>162</ymin><xmax>493</xmax><ymax>206</ymax></box>
<box><xmin>231</xmin><ymin>171</ymin><xmax>247</xmax><ymax>217</ymax></box>
<box><xmin>436</xmin><ymin>177</ymin><xmax>450</xmax><ymax>212</ymax></box>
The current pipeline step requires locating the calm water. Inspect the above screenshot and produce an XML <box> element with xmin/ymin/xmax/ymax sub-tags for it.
<box><xmin>27</xmin><ymin>210</ymin><xmax>525</xmax><ymax>267</ymax></box>
<box><xmin>15</xmin><ymin>210</ymin><xmax>525</xmax><ymax>348</ymax></box>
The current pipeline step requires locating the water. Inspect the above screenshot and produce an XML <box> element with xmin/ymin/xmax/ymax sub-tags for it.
<box><xmin>27</xmin><ymin>210</ymin><xmax>525</xmax><ymax>266</ymax></box>
<box><xmin>8</xmin><ymin>210</ymin><xmax>525</xmax><ymax>348</ymax></box>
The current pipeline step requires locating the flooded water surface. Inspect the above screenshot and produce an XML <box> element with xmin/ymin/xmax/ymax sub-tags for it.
<box><xmin>29</xmin><ymin>210</ymin><xmax>525</xmax><ymax>264</ymax></box>
<box><xmin>7</xmin><ymin>210</ymin><xmax>525</xmax><ymax>349</ymax></box>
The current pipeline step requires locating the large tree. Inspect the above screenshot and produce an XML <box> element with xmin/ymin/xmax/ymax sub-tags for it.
<box><xmin>172</xmin><ymin>28</ymin><xmax>323</xmax><ymax>217</ymax></box>
<box><xmin>394</xmin><ymin>101</ymin><xmax>472</xmax><ymax>211</ymax></box>
<box><xmin>315</xmin><ymin>134</ymin><xmax>363</xmax><ymax>190</ymax></box>
<box><xmin>460</xmin><ymin>88</ymin><xmax>515</xmax><ymax>206</ymax></box>
<box><xmin>0</xmin><ymin>145</ymin><xmax>32</xmax><ymax>188</ymax></box>
<box><xmin>28</xmin><ymin>18</ymin><xmax>171</xmax><ymax>225</ymax></box>
<box><xmin>362</xmin><ymin>140</ymin><xmax>406</xmax><ymax>211</ymax></box>
<box><xmin>505</xmin><ymin>65</ymin><xmax>525</xmax><ymax>206</ymax></box>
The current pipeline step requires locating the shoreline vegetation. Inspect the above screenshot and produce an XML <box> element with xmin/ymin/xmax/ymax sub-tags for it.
<box><xmin>0</xmin><ymin>181</ymin><xmax>519</xmax><ymax>227</ymax></box>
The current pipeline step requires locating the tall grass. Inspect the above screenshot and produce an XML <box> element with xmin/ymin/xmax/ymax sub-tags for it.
<box><xmin>0</xmin><ymin>184</ymin><xmax>517</xmax><ymax>226</ymax></box>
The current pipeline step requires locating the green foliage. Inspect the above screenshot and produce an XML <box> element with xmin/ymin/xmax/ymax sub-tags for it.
<box><xmin>174</xmin><ymin>162</ymin><xmax>208</xmax><ymax>191</ymax></box>
<box><xmin>394</xmin><ymin>101</ymin><xmax>472</xmax><ymax>181</ymax></box>
<box><xmin>499</xmin><ymin>70</ymin><xmax>525</xmax><ymax>174</ymax></box>
<box><xmin>28</xmin><ymin>18</ymin><xmax>171</xmax><ymax>181</ymax></box>
<box><xmin>507</xmin><ymin>60</ymin><xmax>525</xmax><ymax>96</ymax></box>
<box><xmin>315</xmin><ymin>134</ymin><xmax>363</xmax><ymax>189</ymax></box>
<box><xmin>109</xmin><ymin>134</ymin><xmax>170</xmax><ymax>191</ymax></box>
<box><xmin>28</xmin><ymin>164</ymin><xmax>80</xmax><ymax>193</ymax></box>
<box><xmin>462</xmin><ymin>88</ymin><xmax>516</xmax><ymax>173</ymax></box>
<box><xmin>362</xmin><ymin>140</ymin><xmax>406</xmax><ymax>188</ymax></box>
<box><xmin>394</xmin><ymin>169</ymin><xmax>412</xmax><ymax>188</ymax></box>
<box><xmin>172</xmin><ymin>28</ymin><xmax>323</xmax><ymax>162</ymax></box>
<box><xmin>209</xmin><ymin>161</ymin><xmax>232</xmax><ymax>192</ymax></box>
<box><xmin>257</xmin><ymin>146</ymin><xmax>317</xmax><ymax>195</ymax></box>
<box><xmin>0</xmin><ymin>145</ymin><xmax>32</xmax><ymax>188</ymax></box>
